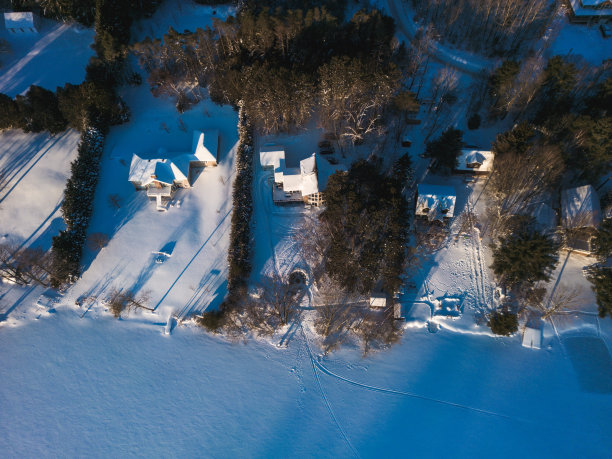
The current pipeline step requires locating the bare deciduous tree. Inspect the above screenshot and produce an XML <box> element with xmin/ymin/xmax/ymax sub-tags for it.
<box><xmin>107</xmin><ymin>288</ymin><xmax>152</xmax><ymax>318</ymax></box>
<box><xmin>353</xmin><ymin>308</ymin><xmax>403</xmax><ymax>356</ymax></box>
<box><xmin>541</xmin><ymin>283</ymin><xmax>585</xmax><ymax>319</ymax></box>
<box><xmin>486</xmin><ymin>144</ymin><xmax>564</xmax><ymax>236</ymax></box>
<box><xmin>87</xmin><ymin>233</ymin><xmax>110</xmax><ymax>252</ymax></box>
<box><xmin>313</xmin><ymin>277</ymin><xmax>365</xmax><ymax>352</ymax></box>
<box><xmin>0</xmin><ymin>243</ymin><xmax>54</xmax><ymax>287</ymax></box>
<box><xmin>259</xmin><ymin>274</ymin><xmax>300</xmax><ymax>326</ymax></box>
<box><xmin>108</xmin><ymin>194</ymin><xmax>122</xmax><ymax>210</ymax></box>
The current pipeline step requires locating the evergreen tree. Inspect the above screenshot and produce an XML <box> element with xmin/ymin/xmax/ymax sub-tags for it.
<box><xmin>491</xmin><ymin>230</ymin><xmax>559</xmax><ymax>287</ymax></box>
<box><xmin>585</xmin><ymin>77</ymin><xmax>612</xmax><ymax>116</ymax></box>
<box><xmin>14</xmin><ymin>85</ymin><xmax>67</xmax><ymax>134</ymax></box>
<box><xmin>535</xmin><ymin>56</ymin><xmax>577</xmax><ymax>124</ymax></box>
<box><xmin>94</xmin><ymin>0</ymin><xmax>132</xmax><ymax>62</ymax></box>
<box><xmin>592</xmin><ymin>219</ymin><xmax>612</xmax><ymax>262</ymax></box>
<box><xmin>488</xmin><ymin>59</ymin><xmax>520</xmax><ymax>118</ymax></box>
<box><xmin>587</xmin><ymin>267</ymin><xmax>612</xmax><ymax>319</ymax></box>
<box><xmin>567</xmin><ymin>115</ymin><xmax>612</xmax><ymax>181</ymax></box>
<box><xmin>320</xmin><ymin>158</ymin><xmax>411</xmax><ymax>294</ymax></box>
<box><xmin>489</xmin><ymin>60</ymin><xmax>521</xmax><ymax>98</ymax></box>
<box><xmin>425</xmin><ymin>127</ymin><xmax>463</xmax><ymax>172</ymax></box>
<box><xmin>492</xmin><ymin>121</ymin><xmax>536</xmax><ymax>157</ymax></box>
<box><xmin>0</xmin><ymin>93</ymin><xmax>23</xmax><ymax>130</ymax></box>
<box><xmin>488</xmin><ymin>309</ymin><xmax>519</xmax><ymax>336</ymax></box>
<box><xmin>57</xmin><ymin>82</ymin><xmax>129</xmax><ymax>132</ymax></box>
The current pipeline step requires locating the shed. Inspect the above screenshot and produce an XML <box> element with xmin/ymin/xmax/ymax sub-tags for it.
<box><xmin>4</xmin><ymin>12</ymin><xmax>38</xmax><ymax>33</ymax></box>
<box><xmin>369</xmin><ymin>293</ymin><xmax>386</xmax><ymax>308</ymax></box>
<box><xmin>522</xmin><ymin>326</ymin><xmax>542</xmax><ymax>349</ymax></box>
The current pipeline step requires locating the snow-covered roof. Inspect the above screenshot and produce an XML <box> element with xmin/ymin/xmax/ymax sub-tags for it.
<box><xmin>4</xmin><ymin>12</ymin><xmax>35</xmax><ymax>30</ymax></box>
<box><xmin>456</xmin><ymin>149</ymin><xmax>494</xmax><ymax>173</ymax></box>
<box><xmin>561</xmin><ymin>185</ymin><xmax>601</xmax><ymax>229</ymax></box>
<box><xmin>260</xmin><ymin>144</ymin><xmax>286</xmax><ymax>183</ymax></box>
<box><xmin>260</xmin><ymin>144</ymin><xmax>285</xmax><ymax>168</ymax></box>
<box><xmin>581</xmin><ymin>0</ymin><xmax>610</xmax><ymax>7</ymax></box>
<box><xmin>192</xmin><ymin>130</ymin><xmax>218</xmax><ymax>163</ymax></box>
<box><xmin>262</xmin><ymin>149</ymin><xmax>324</xmax><ymax>197</ymax></box>
<box><xmin>300</xmin><ymin>154</ymin><xmax>319</xmax><ymax>196</ymax></box>
<box><xmin>570</xmin><ymin>0</ymin><xmax>612</xmax><ymax>15</ymax></box>
<box><xmin>522</xmin><ymin>326</ymin><xmax>542</xmax><ymax>350</ymax></box>
<box><xmin>128</xmin><ymin>154</ymin><xmax>189</xmax><ymax>187</ymax></box>
<box><xmin>416</xmin><ymin>184</ymin><xmax>457</xmax><ymax>220</ymax></box>
<box><xmin>370</xmin><ymin>293</ymin><xmax>386</xmax><ymax>308</ymax></box>
<box><xmin>282</xmin><ymin>168</ymin><xmax>303</xmax><ymax>192</ymax></box>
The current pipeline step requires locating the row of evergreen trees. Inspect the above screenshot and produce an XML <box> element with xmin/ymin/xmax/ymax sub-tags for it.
<box><xmin>226</xmin><ymin>103</ymin><xmax>255</xmax><ymax>300</ymax></box>
<box><xmin>50</xmin><ymin>127</ymin><xmax>105</xmax><ymax>286</ymax></box>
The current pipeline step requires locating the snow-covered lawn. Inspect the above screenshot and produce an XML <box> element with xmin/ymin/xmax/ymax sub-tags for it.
<box><xmin>0</xmin><ymin>128</ymin><xmax>80</xmax><ymax>323</ymax></box>
<box><xmin>0</xmin><ymin>129</ymin><xmax>80</xmax><ymax>247</ymax></box>
<box><xmin>0</xmin><ymin>18</ymin><xmax>94</xmax><ymax>97</ymax></box>
<box><xmin>61</xmin><ymin>85</ymin><xmax>238</xmax><ymax>320</ymax></box>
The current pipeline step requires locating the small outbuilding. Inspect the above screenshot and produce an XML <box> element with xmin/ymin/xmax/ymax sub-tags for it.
<box><xmin>369</xmin><ymin>292</ymin><xmax>387</xmax><ymax>308</ymax></box>
<box><xmin>522</xmin><ymin>326</ymin><xmax>542</xmax><ymax>349</ymax></box>
<box><xmin>4</xmin><ymin>12</ymin><xmax>38</xmax><ymax>33</ymax></box>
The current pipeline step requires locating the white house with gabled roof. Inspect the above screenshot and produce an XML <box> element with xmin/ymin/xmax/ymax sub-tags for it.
<box><xmin>128</xmin><ymin>130</ymin><xmax>220</xmax><ymax>210</ymax></box>
<box><xmin>260</xmin><ymin>145</ymin><xmax>345</xmax><ymax>206</ymax></box>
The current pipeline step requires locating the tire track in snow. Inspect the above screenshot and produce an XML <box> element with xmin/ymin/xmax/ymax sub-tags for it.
<box><xmin>300</xmin><ymin>325</ymin><xmax>360</xmax><ymax>458</ymax></box>
<box><xmin>0</xmin><ymin>23</ymin><xmax>71</xmax><ymax>94</ymax></box>
<box><xmin>312</xmin><ymin>353</ymin><xmax>524</xmax><ymax>423</ymax></box>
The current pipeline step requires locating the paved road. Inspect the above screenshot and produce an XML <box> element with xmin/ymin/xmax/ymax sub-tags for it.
<box><xmin>386</xmin><ymin>0</ymin><xmax>496</xmax><ymax>77</ymax></box>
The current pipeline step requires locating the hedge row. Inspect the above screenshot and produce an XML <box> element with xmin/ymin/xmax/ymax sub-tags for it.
<box><xmin>226</xmin><ymin>103</ymin><xmax>255</xmax><ymax>299</ymax></box>
<box><xmin>50</xmin><ymin>127</ymin><xmax>105</xmax><ymax>286</ymax></box>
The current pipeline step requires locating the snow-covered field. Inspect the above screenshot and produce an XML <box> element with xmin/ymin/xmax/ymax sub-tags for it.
<box><xmin>2</xmin><ymin>304</ymin><xmax>611</xmax><ymax>457</ymax></box>
<box><xmin>1</xmin><ymin>2</ymin><xmax>612</xmax><ymax>457</ymax></box>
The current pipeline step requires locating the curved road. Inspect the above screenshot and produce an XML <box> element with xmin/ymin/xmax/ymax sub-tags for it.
<box><xmin>386</xmin><ymin>0</ymin><xmax>496</xmax><ymax>77</ymax></box>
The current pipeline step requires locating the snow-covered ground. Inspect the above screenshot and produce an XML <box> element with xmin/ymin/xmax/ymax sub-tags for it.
<box><xmin>1</xmin><ymin>304</ymin><xmax>611</xmax><ymax>457</ymax></box>
<box><xmin>0</xmin><ymin>18</ymin><xmax>94</xmax><ymax>97</ymax></box>
<box><xmin>2</xmin><ymin>2</ymin><xmax>612</xmax><ymax>457</ymax></box>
